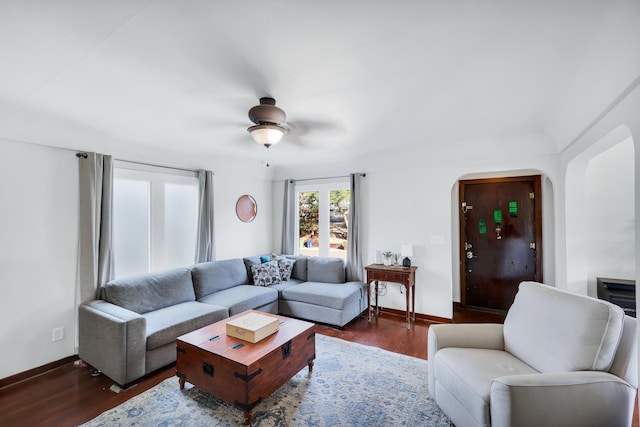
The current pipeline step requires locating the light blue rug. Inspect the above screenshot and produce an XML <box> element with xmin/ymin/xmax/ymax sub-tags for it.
<box><xmin>81</xmin><ymin>334</ymin><xmax>452</xmax><ymax>426</ymax></box>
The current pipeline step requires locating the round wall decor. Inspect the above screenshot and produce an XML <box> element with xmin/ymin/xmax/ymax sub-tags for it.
<box><xmin>236</xmin><ymin>195</ymin><xmax>257</xmax><ymax>222</ymax></box>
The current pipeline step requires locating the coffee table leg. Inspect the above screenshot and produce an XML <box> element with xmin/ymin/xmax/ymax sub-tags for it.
<box><xmin>244</xmin><ymin>411</ymin><xmax>252</xmax><ymax>425</ymax></box>
<box><xmin>308</xmin><ymin>361</ymin><xmax>314</xmax><ymax>373</ymax></box>
<box><xmin>179</xmin><ymin>377</ymin><xmax>185</xmax><ymax>390</ymax></box>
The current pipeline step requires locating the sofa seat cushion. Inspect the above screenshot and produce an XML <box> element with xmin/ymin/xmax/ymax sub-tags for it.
<box><xmin>270</xmin><ymin>279</ymin><xmax>304</xmax><ymax>298</ymax></box>
<box><xmin>281</xmin><ymin>281</ymin><xmax>361</xmax><ymax>310</ymax></box>
<box><xmin>101</xmin><ymin>267</ymin><xmax>195</xmax><ymax>314</ymax></box>
<box><xmin>198</xmin><ymin>285</ymin><xmax>278</xmax><ymax>316</ymax></box>
<box><xmin>144</xmin><ymin>301</ymin><xmax>228</xmax><ymax>350</ymax></box>
<box><xmin>434</xmin><ymin>347</ymin><xmax>538</xmax><ymax>426</ymax></box>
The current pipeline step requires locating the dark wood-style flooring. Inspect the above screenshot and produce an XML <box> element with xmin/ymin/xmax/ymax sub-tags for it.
<box><xmin>0</xmin><ymin>312</ymin><xmax>430</xmax><ymax>427</ymax></box>
<box><xmin>1</xmin><ymin>308</ymin><xmax>637</xmax><ymax>426</ymax></box>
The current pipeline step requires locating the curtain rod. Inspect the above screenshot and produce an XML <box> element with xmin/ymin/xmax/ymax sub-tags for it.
<box><xmin>76</xmin><ymin>152</ymin><xmax>206</xmax><ymax>174</ymax></box>
<box><xmin>292</xmin><ymin>173</ymin><xmax>366</xmax><ymax>183</ymax></box>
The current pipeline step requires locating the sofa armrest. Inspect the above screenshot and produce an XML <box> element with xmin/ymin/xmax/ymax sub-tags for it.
<box><xmin>428</xmin><ymin>323</ymin><xmax>504</xmax><ymax>395</ymax></box>
<box><xmin>78</xmin><ymin>300</ymin><xmax>147</xmax><ymax>386</ymax></box>
<box><xmin>490</xmin><ymin>371</ymin><xmax>636</xmax><ymax>427</ymax></box>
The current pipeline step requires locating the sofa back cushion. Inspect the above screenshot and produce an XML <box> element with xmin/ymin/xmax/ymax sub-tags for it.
<box><xmin>191</xmin><ymin>258</ymin><xmax>248</xmax><ymax>299</ymax></box>
<box><xmin>286</xmin><ymin>255</ymin><xmax>309</xmax><ymax>281</ymax></box>
<box><xmin>101</xmin><ymin>267</ymin><xmax>195</xmax><ymax>314</ymax></box>
<box><xmin>307</xmin><ymin>257</ymin><xmax>345</xmax><ymax>283</ymax></box>
<box><xmin>504</xmin><ymin>281</ymin><xmax>624</xmax><ymax>373</ymax></box>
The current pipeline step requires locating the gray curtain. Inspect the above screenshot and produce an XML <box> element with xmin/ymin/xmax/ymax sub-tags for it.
<box><xmin>77</xmin><ymin>152</ymin><xmax>114</xmax><ymax>302</ymax></box>
<box><xmin>195</xmin><ymin>170</ymin><xmax>215</xmax><ymax>263</ymax></box>
<box><xmin>281</xmin><ymin>179</ymin><xmax>296</xmax><ymax>254</ymax></box>
<box><xmin>346</xmin><ymin>173</ymin><xmax>364</xmax><ymax>281</ymax></box>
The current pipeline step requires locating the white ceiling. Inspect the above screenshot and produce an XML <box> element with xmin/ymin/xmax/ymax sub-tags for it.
<box><xmin>1</xmin><ymin>1</ymin><xmax>639</xmax><ymax>171</ymax></box>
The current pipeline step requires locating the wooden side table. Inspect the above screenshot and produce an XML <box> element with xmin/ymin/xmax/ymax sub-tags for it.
<box><xmin>365</xmin><ymin>264</ymin><xmax>417</xmax><ymax>329</ymax></box>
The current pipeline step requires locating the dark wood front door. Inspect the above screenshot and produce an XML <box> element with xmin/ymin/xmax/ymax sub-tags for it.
<box><xmin>459</xmin><ymin>176</ymin><xmax>542</xmax><ymax>312</ymax></box>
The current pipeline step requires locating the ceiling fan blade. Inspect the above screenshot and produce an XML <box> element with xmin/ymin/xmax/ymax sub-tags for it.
<box><xmin>287</xmin><ymin>119</ymin><xmax>346</xmax><ymax>136</ymax></box>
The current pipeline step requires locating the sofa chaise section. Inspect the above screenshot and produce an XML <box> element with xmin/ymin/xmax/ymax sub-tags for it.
<box><xmin>278</xmin><ymin>256</ymin><xmax>367</xmax><ymax>327</ymax></box>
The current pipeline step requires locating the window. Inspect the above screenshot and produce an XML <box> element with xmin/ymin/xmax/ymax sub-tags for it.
<box><xmin>113</xmin><ymin>163</ymin><xmax>198</xmax><ymax>278</ymax></box>
<box><xmin>296</xmin><ymin>180</ymin><xmax>350</xmax><ymax>259</ymax></box>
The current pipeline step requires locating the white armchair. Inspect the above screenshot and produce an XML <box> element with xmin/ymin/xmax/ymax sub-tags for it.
<box><xmin>428</xmin><ymin>281</ymin><xmax>637</xmax><ymax>427</ymax></box>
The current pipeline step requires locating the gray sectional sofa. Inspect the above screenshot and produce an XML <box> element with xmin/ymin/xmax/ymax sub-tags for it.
<box><xmin>78</xmin><ymin>256</ymin><xmax>367</xmax><ymax>386</ymax></box>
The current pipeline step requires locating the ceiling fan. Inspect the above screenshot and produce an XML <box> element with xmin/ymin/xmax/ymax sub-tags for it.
<box><xmin>247</xmin><ymin>97</ymin><xmax>288</xmax><ymax>149</ymax></box>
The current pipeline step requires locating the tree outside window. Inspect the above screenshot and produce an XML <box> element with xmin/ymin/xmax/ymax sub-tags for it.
<box><xmin>297</xmin><ymin>181</ymin><xmax>350</xmax><ymax>259</ymax></box>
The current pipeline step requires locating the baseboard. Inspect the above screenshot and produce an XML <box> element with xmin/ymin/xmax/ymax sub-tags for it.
<box><xmin>0</xmin><ymin>355</ymin><xmax>79</xmax><ymax>389</ymax></box>
<box><xmin>453</xmin><ymin>302</ymin><xmax>506</xmax><ymax>315</ymax></box>
<box><xmin>373</xmin><ymin>306</ymin><xmax>452</xmax><ymax>324</ymax></box>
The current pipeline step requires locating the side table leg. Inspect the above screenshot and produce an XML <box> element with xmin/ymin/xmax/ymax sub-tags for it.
<box><xmin>405</xmin><ymin>285</ymin><xmax>411</xmax><ymax>329</ymax></box>
<box><xmin>308</xmin><ymin>361</ymin><xmax>314</xmax><ymax>373</ymax></box>
<box><xmin>411</xmin><ymin>284</ymin><xmax>416</xmax><ymax>321</ymax></box>
<box><xmin>244</xmin><ymin>411</ymin><xmax>252</xmax><ymax>425</ymax></box>
<box><xmin>179</xmin><ymin>377</ymin><xmax>185</xmax><ymax>390</ymax></box>
<box><xmin>367</xmin><ymin>280</ymin><xmax>372</xmax><ymax>321</ymax></box>
<box><xmin>375</xmin><ymin>280</ymin><xmax>380</xmax><ymax>316</ymax></box>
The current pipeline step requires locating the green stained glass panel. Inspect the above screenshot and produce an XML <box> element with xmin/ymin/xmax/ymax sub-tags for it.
<box><xmin>493</xmin><ymin>209</ymin><xmax>502</xmax><ymax>225</ymax></box>
<box><xmin>509</xmin><ymin>201</ymin><xmax>518</xmax><ymax>217</ymax></box>
<box><xmin>479</xmin><ymin>218</ymin><xmax>487</xmax><ymax>234</ymax></box>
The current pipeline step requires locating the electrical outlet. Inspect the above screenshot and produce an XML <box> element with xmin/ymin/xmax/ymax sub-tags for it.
<box><xmin>52</xmin><ymin>327</ymin><xmax>64</xmax><ymax>342</ymax></box>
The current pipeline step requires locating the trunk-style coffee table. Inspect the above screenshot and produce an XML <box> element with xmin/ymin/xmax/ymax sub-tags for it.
<box><xmin>176</xmin><ymin>310</ymin><xmax>316</xmax><ymax>425</ymax></box>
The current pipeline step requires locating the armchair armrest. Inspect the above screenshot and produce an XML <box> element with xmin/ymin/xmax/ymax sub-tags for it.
<box><xmin>78</xmin><ymin>300</ymin><xmax>147</xmax><ymax>386</ymax></box>
<box><xmin>490</xmin><ymin>371</ymin><xmax>636</xmax><ymax>427</ymax></box>
<box><xmin>428</xmin><ymin>323</ymin><xmax>504</xmax><ymax>395</ymax></box>
<box><xmin>428</xmin><ymin>323</ymin><xmax>505</xmax><ymax>354</ymax></box>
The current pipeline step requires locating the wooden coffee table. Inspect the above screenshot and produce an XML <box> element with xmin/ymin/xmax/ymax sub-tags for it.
<box><xmin>176</xmin><ymin>310</ymin><xmax>316</xmax><ymax>424</ymax></box>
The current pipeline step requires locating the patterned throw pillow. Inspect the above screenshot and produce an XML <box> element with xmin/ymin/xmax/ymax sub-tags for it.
<box><xmin>271</xmin><ymin>254</ymin><xmax>296</xmax><ymax>281</ymax></box>
<box><xmin>276</xmin><ymin>257</ymin><xmax>295</xmax><ymax>281</ymax></box>
<box><xmin>251</xmin><ymin>260</ymin><xmax>282</xmax><ymax>286</ymax></box>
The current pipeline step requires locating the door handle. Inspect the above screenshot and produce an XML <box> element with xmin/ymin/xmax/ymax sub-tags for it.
<box><xmin>466</xmin><ymin>251</ymin><xmax>477</xmax><ymax>259</ymax></box>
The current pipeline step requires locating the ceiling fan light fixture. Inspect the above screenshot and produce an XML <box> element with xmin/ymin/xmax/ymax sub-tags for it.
<box><xmin>247</xmin><ymin>97</ymin><xmax>288</xmax><ymax>148</ymax></box>
<box><xmin>248</xmin><ymin>123</ymin><xmax>287</xmax><ymax>148</ymax></box>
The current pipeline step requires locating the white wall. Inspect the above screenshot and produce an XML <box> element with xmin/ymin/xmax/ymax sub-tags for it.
<box><xmin>363</xmin><ymin>166</ymin><xmax>456</xmax><ymax>318</ymax></box>
<box><xmin>0</xmin><ymin>139</ymin><xmax>78</xmax><ymax>379</ymax></box>
<box><xmin>214</xmin><ymin>172</ymin><xmax>273</xmax><ymax>260</ymax></box>
<box><xmin>586</xmin><ymin>138</ymin><xmax>635</xmax><ymax>294</ymax></box>
<box><xmin>0</xmin><ymin>139</ymin><xmax>274</xmax><ymax>379</ymax></box>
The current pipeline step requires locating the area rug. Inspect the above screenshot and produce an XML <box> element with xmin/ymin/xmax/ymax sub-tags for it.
<box><xmin>81</xmin><ymin>334</ymin><xmax>452</xmax><ymax>426</ymax></box>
